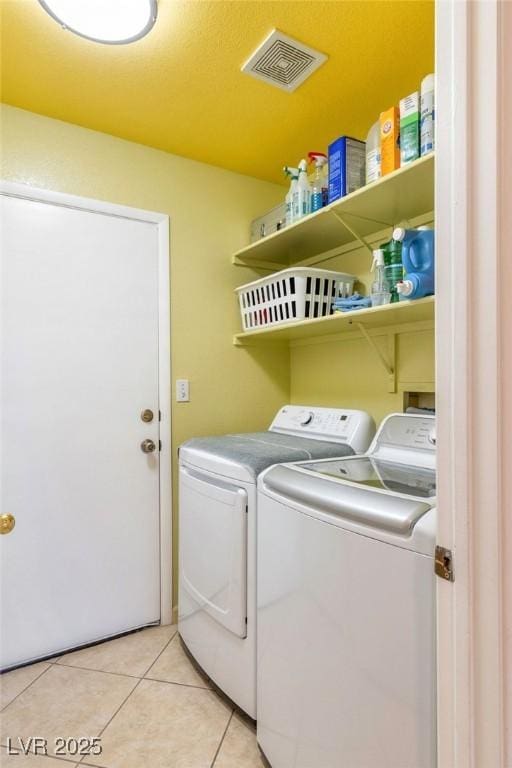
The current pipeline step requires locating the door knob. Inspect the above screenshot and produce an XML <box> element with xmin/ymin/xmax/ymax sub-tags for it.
<box><xmin>141</xmin><ymin>439</ymin><xmax>156</xmax><ymax>454</ymax></box>
<box><xmin>0</xmin><ymin>514</ymin><xmax>15</xmax><ymax>535</ymax></box>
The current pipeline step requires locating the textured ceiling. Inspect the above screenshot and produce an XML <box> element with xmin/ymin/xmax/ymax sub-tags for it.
<box><xmin>0</xmin><ymin>0</ymin><xmax>434</xmax><ymax>185</ymax></box>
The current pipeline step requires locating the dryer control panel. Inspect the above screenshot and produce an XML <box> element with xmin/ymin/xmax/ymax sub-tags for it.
<box><xmin>269</xmin><ymin>405</ymin><xmax>376</xmax><ymax>455</ymax></box>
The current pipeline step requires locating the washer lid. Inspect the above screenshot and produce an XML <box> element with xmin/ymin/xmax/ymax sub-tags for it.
<box><xmin>179</xmin><ymin>432</ymin><xmax>355</xmax><ymax>483</ymax></box>
<box><xmin>260</xmin><ymin>463</ymin><xmax>433</xmax><ymax>536</ymax></box>
<box><xmin>301</xmin><ymin>456</ymin><xmax>436</xmax><ymax>498</ymax></box>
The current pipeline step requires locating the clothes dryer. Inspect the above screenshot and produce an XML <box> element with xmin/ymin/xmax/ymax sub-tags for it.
<box><xmin>178</xmin><ymin>405</ymin><xmax>375</xmax><ymax>718</ymax></box>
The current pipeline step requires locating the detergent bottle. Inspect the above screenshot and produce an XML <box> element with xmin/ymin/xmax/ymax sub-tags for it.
<box><xmin>393</xmin><ymin>226</ymin><xmax>435</xmax><ymax>300</ymax></box>
<box><xmin>283</xmin><ymin>166</ymin><xmax>299</xmax><ymax>227</ymax></box>
<box><xmin>294</xmin><ymin>159</ymin><xmax>311</xmax><ymax>220</ymax></box>
<box><xmin>308</xmin><ymin>152</ymin><xmax>328</xmax><ymax>211</ymax></box>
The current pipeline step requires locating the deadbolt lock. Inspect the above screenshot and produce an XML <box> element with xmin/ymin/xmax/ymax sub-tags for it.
<box><xmin>141</xmin><ymin>409</ymin><xmax>154</xmax><ymax>423</ymax></box>
<box><xmin>141</xmin><ymin>439</ymin><xmax>156</xmax><ymax>454</ymax></box>
<box><xmin>0</xmin><ymin>514</ymin><xmax>15</xmax><ymax>535</ymax></box>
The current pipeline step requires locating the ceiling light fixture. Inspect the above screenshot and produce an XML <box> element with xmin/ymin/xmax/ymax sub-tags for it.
<box><xmin>37</xmin><ymin>0</ymin><xmax>158</xmax><ymax>45</ymax></box>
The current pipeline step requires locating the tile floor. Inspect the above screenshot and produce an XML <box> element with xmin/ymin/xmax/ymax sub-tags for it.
<box><xmin>0</xmin><ymin>626</ymin><xmax>268</xmax><ymax>768</ymax></box>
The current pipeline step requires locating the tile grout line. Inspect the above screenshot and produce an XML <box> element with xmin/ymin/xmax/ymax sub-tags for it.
<box><xmin>2</xmin><ymin>627</ymin><xmax>178</xmax><ymax>765</ymax></box>
<box><xmin>76</xmin><ymin>627</ymin><xmax>179</xmax><ymax>766</ymax></box>
<box><xmin>140</xmin><ymin>627</ymin><xmax>178</xmax><ymax>678</ymax></box>
<box><xmin>0</xmin><ymin>663</ymin><xmax>53</xmax><ymax>714</ymax></box>
<box><xmin>49</xmin><ymin>625</ymin><xmax>179</xmax><ymax>680</ymax></box>
<box><xmin>3</xmin><ymin>627</ymin><xmax>223</xmax><ymax>767</ymax></box>
<box><xmin>210</xmin><ymin>709</ymin><xmax>235</xmax><ymax>768</ymax></box>
<box><xmin>76</xmin><ymin>677</ymin><xmax>144</xmax><ymax>767</ymax></box>
<box><xmin>51</xmin><ymin>660</ymin><xmax>212</xmax><ymax>692</ymax></box>
<box><xmin>143</xmin><ymin>675</ymin><xmax>211</xmax><ymax>691</ymax></box>
<box><xmin>53</xmin><ymin>661</ymin><xmax>141</xmax><ymax>680</ymax></box>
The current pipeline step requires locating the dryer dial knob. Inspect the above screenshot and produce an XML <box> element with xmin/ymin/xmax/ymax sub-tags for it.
<box><xmin>298</xmin><ymin>410</ymin><xmax>314</xmax><ymax>426</ymax></box>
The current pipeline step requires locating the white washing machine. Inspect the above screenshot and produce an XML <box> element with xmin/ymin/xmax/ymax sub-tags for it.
<box><xmin>178</xmin><ymin>405</ymin><xmax>375</xmax><ymax>718</ymax></box>
<box><xmin>257</xmin><ymin>413</ymin><xmax>437</xmax><ymax>768</ymax></box>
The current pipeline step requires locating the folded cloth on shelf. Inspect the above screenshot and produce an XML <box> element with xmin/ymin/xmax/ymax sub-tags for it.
<box><xmin>333</xmin><ymin>293</ymin><xmax>372</xmax><ymax>312</ymax></box>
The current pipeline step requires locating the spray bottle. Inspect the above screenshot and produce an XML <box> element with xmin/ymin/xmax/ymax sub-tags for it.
<box><xmin>293</xmin><ymin>159</ymin><xmax>311</xmax><ymax>221</ymax></box>
<box><xmin>283</xmin><ymin>166</ymin><xmax>299</xmax><ymax>227</ymax></box>
<box><xmin>370</xmin><ymin>249</ymin><xmax>391</xmax><ymax>307</ymax></box>
<box><xmin>308</xmin><ymin>152</ymin><xmax>328</xmax><ymax>212</ymax></box>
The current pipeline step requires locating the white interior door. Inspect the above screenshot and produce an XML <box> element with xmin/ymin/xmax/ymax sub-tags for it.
<box><xmin>0</xmin><ymin>190</ymin><xmax>166</xmax><ymax>669</ymax></box>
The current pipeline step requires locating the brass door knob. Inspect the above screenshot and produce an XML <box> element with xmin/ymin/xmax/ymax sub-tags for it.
<box><xmin>141</xmin><ymin>439</ymin><xmax>156</xmax><ymax>454</ymax></box>
<box><xmin>0</xmin><ymin>514</ymin><xmax>15</xmax><ymax>535</ymax></box>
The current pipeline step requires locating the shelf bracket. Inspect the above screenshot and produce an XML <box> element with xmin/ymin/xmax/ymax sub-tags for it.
<box><xmin>355</xmin><ymin>322</ymin><xmax>397</xmax><ymax>392</ymax></box>
<box><xmin>330</xmin><ymin>210</ymin><xmax>376</xmax><ymax>255</ymax></box>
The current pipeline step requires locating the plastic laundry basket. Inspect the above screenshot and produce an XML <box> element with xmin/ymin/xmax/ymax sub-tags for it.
<box><xmin>236</xmin><ymin>268</ymin><xmax>356</xmax><ymax>331</ymax></box>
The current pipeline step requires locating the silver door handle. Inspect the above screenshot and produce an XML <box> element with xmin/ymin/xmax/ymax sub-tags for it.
<box><xmin>141</xmin><ymin>439</ymin><xmax>156</xmax><ymax>454</ymax></box>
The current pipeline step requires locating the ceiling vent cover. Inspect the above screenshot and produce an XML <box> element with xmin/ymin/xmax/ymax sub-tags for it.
<box><xmin>241</xmin><ymin>29</ymin><xmax>327</xmax><ymax>92</ymax></box>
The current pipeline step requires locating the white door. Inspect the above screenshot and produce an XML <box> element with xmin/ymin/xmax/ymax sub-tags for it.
<box><xmin>0</xmin><ymin>189</ymin><xmax>168</xmax><ymax>669</ymax></box>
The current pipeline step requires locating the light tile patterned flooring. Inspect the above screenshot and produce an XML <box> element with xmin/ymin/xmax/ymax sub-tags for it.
<box><xmin>0</xmin><ymin>626</ymin><xmax>267</xmax><ymax>768</ymax></box>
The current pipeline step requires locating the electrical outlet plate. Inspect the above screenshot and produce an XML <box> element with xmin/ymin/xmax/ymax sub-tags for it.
<box><xmin>176</xmin><ymin>379</ymin><xmax>190</xmax><ymax>402</ymax></box>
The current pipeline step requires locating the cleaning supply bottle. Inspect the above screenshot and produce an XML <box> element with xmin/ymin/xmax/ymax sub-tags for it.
<box><xmin>399</xmin><ymin>92</ymin><xmax>420</xmax><ymax>165</ymax></box>
<box><xmin>365</xmin><ymin>121</ymin><xmax>381</xmax><ymax>184</ymax></box>
<box><xmin>293</xmin><ymin>159</ymin><xmax>311</xmax><ymax>220</ymax></box>
<box><xmin>394</xmin><ymin>226</ymin><xmax>435</xmax><ymax>300</ymax></box>
<box><xmin>283</xmin><ymin>166</ymin><xmax>299</xmax><ymax>227</ymax></box>
<box><xmin>370</xmin><ymin>249</ymin><xmax>391</xmax><ymax>306</ymax></box>
<box><xmin>420</xmin><ymin>73</ymin><xmax>435</xmax><ymax>156</ymax></box>
<box><xmin>380</xmin><ymin>107</ymin><xmax>400</xmax><ymax>175</ymax></box>
<box><xmin>308</xmin><ymin>152</ymin><xmax>328</xmax><ymax>212</ymax></box>
<box><xmin>380</xmin><ymin>236</ymin><xmax>403</xmax><ymax>303</ymax></box>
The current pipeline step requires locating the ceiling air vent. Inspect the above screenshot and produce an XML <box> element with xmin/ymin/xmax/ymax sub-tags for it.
<box><xmin>241</xmin><ymin>29</ymin><xmax>327</xmax><ymax>92</ymax></box>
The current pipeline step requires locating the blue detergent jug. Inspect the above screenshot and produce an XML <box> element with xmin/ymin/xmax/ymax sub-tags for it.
<box><xmin>393</xmin><ymin>227</ymin><xmax>435</xmax><ymax>300</ymax></box>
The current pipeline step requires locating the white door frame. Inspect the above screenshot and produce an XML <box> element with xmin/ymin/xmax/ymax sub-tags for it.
<box><xmin>436</xmin><ymin>1</ymin><xmax>507</xmax><ymax>765</ymax></box>
<box><xmin>0</xmin><ymin>180</ymin><xmax>173</xmax><ymax>626</ymax></box>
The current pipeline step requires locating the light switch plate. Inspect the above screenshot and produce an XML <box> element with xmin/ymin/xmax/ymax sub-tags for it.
<box><xmin>176</xmin><ymin>379</ymin><xmax>190</xmax><ymax>402</ymax></box>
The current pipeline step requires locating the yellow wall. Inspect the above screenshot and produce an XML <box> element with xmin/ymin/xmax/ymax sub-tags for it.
<box><xmin>291</xmin><ymin>329</ymin><xmax>435</xmax><ymax>425</ymax></box>
<box><xmin>0</xmin><ymin>104</ymin><xmax>289</xmax><ymax>610</ymax></box>
<box><xmin>290</xmin><ymin>223</ymin><xmax>435</xmax><ymax>425</ymax></box>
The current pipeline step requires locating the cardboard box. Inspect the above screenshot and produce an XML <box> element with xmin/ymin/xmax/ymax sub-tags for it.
<box><xmin>328</xmin><ymin>136</ymin><xmax>366</xmax><ymax>203</ymax></box>
<box><xmin>399</xmin><ymin>92</ymin><xmax>420</xmax><ymax>165</ymax></box>
<box><xmin>380</xmin><ymin>107</ymin><xmax>400</xmax><ymax>175</ymax></box>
